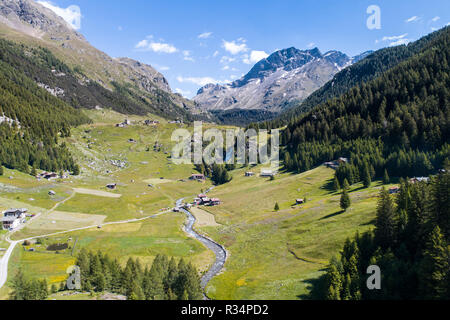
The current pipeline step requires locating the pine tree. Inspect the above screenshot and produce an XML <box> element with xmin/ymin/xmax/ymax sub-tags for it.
<box><xmin>39</xmin><ymin>279</ymin><xmax>48</xmax><ymax>300</ymax></box>
<box><xmin>362</xmin><ymin>164</ymin><xmax>372</xmax><ymax>188</ymax></box>
<box><xmin>430</xmin><ymin>171</ymin><xmax>450</xmax><ymax>239</ymax></box>
<box><xmin>342</xmin><ymin>178</ymin><xmax>350</xmax><ymax>190</ymax></box>
<box><xmin>10</xmin><ymin>269</ymin><xmax>27</xmax><ymax>300</ymax></box>
<box><xmin>0</xmin><ymin>165</ymin><xmax>3</xmax><ymax>176</ymax></box>
<box><xmin>419</xmin><ymin>226</ymin><xmax>449</xmax><ymax>299</ymax></box>
<box><xmin>183</xmin><ymin>263</ymin><xmax>203</xmax><ymax>300</ymax></box>
<box><xmin>340</xmin><ymin>190</ymin><xmax>351</xmax><ymax>211</ymax></box>
<box><xmin>383</xmin><ymin>169</ymin><xmax>390</xmax><ymax>185</ymax></box>
<box><xmin>325</xmin><ymin>257</ymin><xmax>343</xmax><ymax>300</ymax></box>
<box><xmin>72</xmin><ymin>164</ymin><xmax>80</xmax><ymax>176</ymax></box>
<box><xmin>333</xmin><ymin>176</ymin><xmax>341</xmax><ymax>191</ymax></box>
<box><xmin>374</xmin><ymin>188</ymin><xmax>396</xmax><ymax>249</ymax></box>
<box><xmin>274</xmin><ymin>202</ymin><xmax>280</xmax><ymax>211</ymax></box>
<box><xmin>181</xmin><ymin>290</ymin><xmax>189</xmax><ymax>300</ymax></box>
<box><xmin>30</xmin><ymin>165</ymin><xmax>37</xmax><ymax>177</ymax></box>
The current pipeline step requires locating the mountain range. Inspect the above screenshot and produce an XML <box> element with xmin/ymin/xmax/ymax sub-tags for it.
<box><xmin>193</xmin><ymin>47</ymin><xmax>372</xmax><ymax>123</ymax></box>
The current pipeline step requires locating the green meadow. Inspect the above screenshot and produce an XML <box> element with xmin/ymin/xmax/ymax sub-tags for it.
<box><xmin>0</xmin><ymin>109</ymin><xmax>392</xmax><ymax>300</ymax></box>
<box><xmin>200</xmin><ymin>165</ymin><xmax>390</xmax><ymax>300</ymax></box>
<box><xmin>0</xmin><ymin>110</ymin><xmax>214</xmax><ymax>298</ymax></box>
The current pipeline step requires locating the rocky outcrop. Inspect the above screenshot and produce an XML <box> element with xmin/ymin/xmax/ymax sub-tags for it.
<box><xmin>115</xmin><ymin>57</ymin><xmax>172</xmax><ymax>93</ymax></box>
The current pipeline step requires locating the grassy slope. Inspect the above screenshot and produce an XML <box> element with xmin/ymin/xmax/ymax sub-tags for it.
<box><xmin>199</xmin><ymin>165</ymin><xmax>392</xmax><ymax>300</ymax></box>
<box><xmin>0</xmin><ymin>110</ymin><xmax>214</xmax><ymax>299</ymax></box>
<box><xmin>0</xmin><ymin>109</ymin><xmax>394</xmax><ymax>300</ymax></box>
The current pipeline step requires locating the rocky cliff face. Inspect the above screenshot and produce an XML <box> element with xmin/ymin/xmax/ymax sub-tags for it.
<box><xmin>194</xmin><ymin>47</ymin><xmax>355</xmax><ymax>113</ymax></box>
<box><xmin>0</xmin><ymin>0</ymin><xmax>197</xmax><ymax>113</ymax></box>
<box><xmin>116</xmin><ymin>57</ymin><xmax>172</xmax><ymax>93</ymax></box>
<box><xmin>0</xmin><ymin>0</ymin><xmax>84</xmax><ymax>40</ymax></box>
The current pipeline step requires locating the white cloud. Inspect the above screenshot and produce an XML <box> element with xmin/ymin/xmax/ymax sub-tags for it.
<box><xmin>220</xmin><ymin>56</ymin><xmax>236</xmax><ymax>64</ymax></box>
<box><xmin>222</xmin><ymin>39</ymin><xmax>249</xmax><ymax>55</ymax></box>
<box><xmin>183</xmin><ymin>50</ymin><xmax>195</xmax><ymax>62</ymax></box>
<box><xmin>213</xmin><ymin>50</ymin><xmax>219</xmax><ymax>57</ymax></box>
<box><xmin>176</xmin><ymin>76</ymin><xmax>226</xmax><ymax>87</ymax></box>
<box><xmin>307</xmin><ymin>42</ymin><xmax>316</xmax><ymax>48</ymax></box>
<box><xmin>431</xmin><ymin>16</ymin><xmax>440</xmax><ymax>22</ymax></box>
<box><xmin>222</xmin><ymin>65</ymin><xmax>230</xmax><ymax>70</ymax></box>
<box><xmin>381</xmin><ymin>33</ymin><xmax>408</xmax><ymax>41</ymax></box>
<box><xmin>405</xmin><ymin>16</ymin><xmax>420</xmax><ymax>23</ymax></box>
<box><xmin>378</xmin><ymin>34</ymin><xmax>410</xmax><ymax>46</ymax></box>
<box><xmin>158</xmin><ymin>66</ymin><xmax>170</xmax><ymax>71</ymax></box>
<box><xmin>175</xmin><ymin>88</ymin><xmax>191</xmax><ymax>96</ymax></box>
<box><xmin>135</xmin><ymin>39</ymin><xmax>178</xmax><ymax>53</ymax></box>
<box><xmin>243</xmin><ymin>50</ymin><xmax>269</xmax><ymax>64</ymax></box>
<box><xmin>389</xmin><ymin>38</ymin><xmax>410</xmax><ymax>46</ymax></box>
<box><xmin>198</xmin><ymin>32</ymin><xmax>213</xmax><ymax>39</ymax></box>
<box><xmin>37</xmin><ymin>1</ymin><xmax>82</xmax><ymax>30</ymax></box>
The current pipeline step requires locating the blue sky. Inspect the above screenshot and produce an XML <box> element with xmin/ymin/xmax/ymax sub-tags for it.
<box><xmin>37</xmin><ymin>0</ymin><xmax>450</xmax><ymax>98</ymax></box>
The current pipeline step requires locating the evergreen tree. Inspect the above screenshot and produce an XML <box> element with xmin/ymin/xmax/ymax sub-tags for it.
<box><xmin>325</xmin><ymin>257</ymin><xmax>343</xmax><ymax>300</ymax></box>
<box><xmin>72</xmin><ymin>165</ymin><xmax>80</xmax><ymax>176</ymax></box>
<box><xmin>342</xmin><ymin>179</ymin><xmax>350</xmax><ymax>191</ymax></box>
<box><xmin>374</xmin><ymin>188</ymin><xmax>396</xmax><ymax>249</ymax></box>
<box><xmin>333</xmin><ymin>176</ymin><xmax>341</xmax><ymax>191</ymax></box>
<box><xmin>274</xmin><ymin>202</ymin><xmax>280</xmax><ymax>211</ymax></box>
<box><xmin>383</xmin><ymin>169</ymin><xmax>390</xmax><ymax>185</ymax></box>
<box><xmin>340</xmin><ymin>190</ymin><xmax>351</xmax><ymax>211</ymax></box>
<box><xmin>362</xmin><ymin>164</ymin><xmax>372</xmax><ymax>188</ymax></box>
<box><xmin>419</xmin><ymin>226</ymin><xmax>449</xmax><ymax>299</ymax></box>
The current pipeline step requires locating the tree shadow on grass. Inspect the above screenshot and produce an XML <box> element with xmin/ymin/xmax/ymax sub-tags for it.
<box><xmin>320</xmin><ymin>178</ymin><xmax>336</xmax><ymax>193</ymax></box>
<box><xmin>350</xmin><ymin>186</ymin><xmax>367</xmax><ymax>193</ymax></box>
<box><xmin>297</xmin><ymin>271</ymin><xmax>328</xmax><ymax>300</ymax></box>
<box><xmin>319</xmin><ymin>210</ymin><xmax>346</xmax><ymax>220</ymax></box>
<box><xmin>360</xmin><ymin>218</ymin><xmax>376</xmax><ymax>226</ymax></box>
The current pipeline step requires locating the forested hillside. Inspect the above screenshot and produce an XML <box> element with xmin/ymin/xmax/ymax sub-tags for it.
<box><xmin>0</xmin><ymin>37</ymin><xmax>196</xmax><ymax>175</ymax></box>
<box><xmin>0</xmin><ymin>40</ymin><xmax>91</xmax><ymax>174</ymax></box>
<box><xmin>0</xmin><ymin>39</ymin><xmax>191</xmax><ymax>119</ymax></box>
<box><xmin>279</xmin><ymin>26</ymin><xmax>449</xmax><ymax>184</ymax></box>
<box><xmin>257</xmin><ymin>26</ymin><xmax>450</xmax><ymax>128</ymax></box>
<box><xmin>314</xmin><ymin>171</ymin><xmax>450</xmax><ymax>300</ymax></box>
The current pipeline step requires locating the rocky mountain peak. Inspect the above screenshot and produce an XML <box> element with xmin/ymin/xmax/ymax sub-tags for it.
<box><xmin>0</xmin><ymin>0</ymin><xmax>200</xmax><ymax>115</ymax></box>
<box><xmin>194</xmin><ymin>46</ymin><xmax>355</xmax><ymax>118</ymax></box>
<box><xmin>0</xmin><ymin>0</ymin><xmax>85</xmax><ymax>40</ymax></box>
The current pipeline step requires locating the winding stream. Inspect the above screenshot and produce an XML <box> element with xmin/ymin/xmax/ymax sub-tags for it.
<box><xmin>176</xmin><ymin>197</ymin><xmax>227</xmax><ymax>289</ymax></box>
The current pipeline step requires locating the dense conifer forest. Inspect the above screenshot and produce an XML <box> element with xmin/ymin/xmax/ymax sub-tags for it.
<box><xmin>9</xmin><ymin>250</ymin><xmax>204</xmax><ymax>300</ymax></box>
<box><xmin>0</xmin><ymin>40</ymin><xmax>90</xmax><ymax>174</ymax></box>
<box><xmin>256</xmin><ymin>26</ymin><xmax>450</xmax><ymax>128</ymax></box>
<box><xmin>0</xmin><ymin>39</ymin><xmax>191</xmax><ymax>119</ymax></box>
<box><xmin>276</xmin><ymin>27</ymin><xmax>449</xmax><ymax>185</ymax></box>
<box><xmin>311</xmin><ymin>170</ymin><xmax>450</xmax><ymax>300</ymax></box>
<box><xmin>0</xmin><ymin>38</ymin><xmax>194</xmax><ymax>174</ymax></box>
<box><xmin>75</xmin><ymin>250</ymin><xmax>203</xmax><ymax>300</ymax></box>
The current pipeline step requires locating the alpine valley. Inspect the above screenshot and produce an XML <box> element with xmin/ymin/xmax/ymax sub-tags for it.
<box><xmin>0</xmin><ymin>0</ymin><xmax>448</xmax><ymax>303</ymax></box>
